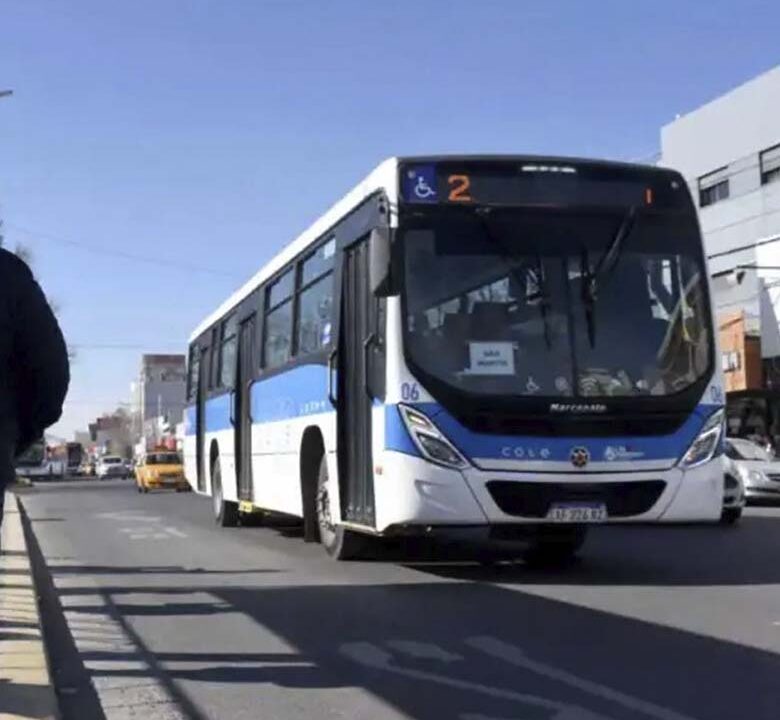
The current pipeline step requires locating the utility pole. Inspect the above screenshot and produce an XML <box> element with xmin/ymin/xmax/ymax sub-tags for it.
<box><xmin>0</xmin><ymin>90</ymin><xmax>11</xmax><ymax>249</ymax></box>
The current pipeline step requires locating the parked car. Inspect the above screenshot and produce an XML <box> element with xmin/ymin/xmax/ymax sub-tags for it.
<box><xmin>724</xmin><ymin>437</ymin><xmax>780</xmax><ymax>504</ymax></box>
<box><xmin>722</xmin><ymin>455</ymin><xmax>746</xmax><ymax>524</ymax></box>
<box><xmin>135</xmin><ymin>451</ymin><xmax>189</xmax><ymax>493</ymax></box>
<box><xmin>96</xmin><ymin>455</ymin><xmax>127</xmax><ymax>480</ymax></box>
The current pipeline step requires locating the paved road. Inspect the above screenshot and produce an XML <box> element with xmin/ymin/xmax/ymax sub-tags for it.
<box><xmin>15</xmin><ymin>480</ymin><xmax>780</xmax><ymax>720</ymax></box>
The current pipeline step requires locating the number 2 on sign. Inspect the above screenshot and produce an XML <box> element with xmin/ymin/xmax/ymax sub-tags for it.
<box><xmin>448</xmin><ymin>174</ymin><xmax>472</xmax><ymax>202</ymax></box>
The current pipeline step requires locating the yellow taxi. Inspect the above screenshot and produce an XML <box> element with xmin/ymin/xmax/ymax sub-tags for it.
<box><xmin>135</xmin><ymin>451</ymin><xmax>189</xmax><ymax>493</ymax></box>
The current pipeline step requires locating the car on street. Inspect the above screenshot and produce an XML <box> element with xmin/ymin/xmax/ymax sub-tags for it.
<box><xmin>135</xmin><ymin>451</ymin><xmax>189</xmax><ymax>493</ymax></box>
<box><xmin>722</xmin><ymin>455</ymin><xmax>746</xmax><ymax>524</ymax></box>
<box><xmin>724</xmin><ymin>437</ymin><xmax>780</xmax><ymax>504</ymax></box>
<box><xmin>96</xmin><ymin>455</ymin><xmax>127</xmax><ymax>480</ymax></box>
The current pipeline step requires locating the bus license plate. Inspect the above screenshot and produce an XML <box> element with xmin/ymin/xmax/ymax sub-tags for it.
<box><xmin>546</xmin><ymin>503</ymin><xmax>607</xmax><ymax>523</ymax></box>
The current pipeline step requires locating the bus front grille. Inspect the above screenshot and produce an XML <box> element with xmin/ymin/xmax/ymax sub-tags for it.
<box><xmin>486</xmin><ymin>480</ymin><xmax>666</xmax><ymax>518</ymax></box>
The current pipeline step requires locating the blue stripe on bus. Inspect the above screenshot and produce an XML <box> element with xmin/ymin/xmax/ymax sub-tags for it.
<box><xmin>185</xmin><ymin>364</ymin><xmax>333</xmax><ymax>436</ymax></box>
<box><xmin>186</xmin><ymin>366</ymin><xmax>720</xmax><ymax>466</ymax></box>
<box><xmin>385</xmin><ymin>402</ymin><xmax>720</xmax><ymax>464</ymax></box>
<box><xmin>250</xmin><ymin>364</ymin><xmax>331</xmax><ymax>423</ymax></box>
<box><xmin>205</xmin><ymin>393</ymin><xmax>232</xmax><ymax>433</ymax></box>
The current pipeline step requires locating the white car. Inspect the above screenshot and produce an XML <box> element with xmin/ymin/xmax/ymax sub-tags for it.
<box><xmin>96</xmin><ymin>455</ymin><xmax>127</xmax><ymax>479</ymax></box>
<box><xmin>724</xmin><ymin>437</ymin><xmax>780</xmax><ymax>505</ymax></box>
<box><xmin>722</xmin><ymin>454</ymin><xmax>746</xmax><ymax>524</ymax></box>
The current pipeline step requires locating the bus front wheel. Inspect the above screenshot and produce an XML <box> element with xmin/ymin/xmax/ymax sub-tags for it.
<box><xmin>316</xmin><ymin>455</ymin><xmax>364</xmax><ymax>560</ymax></box>
<box><xmin>212</xmin><ymin>456</ymin><xmax>239</xmax><ymax>528</ymax></box>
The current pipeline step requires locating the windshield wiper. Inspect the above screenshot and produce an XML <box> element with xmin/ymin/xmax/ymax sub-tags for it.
<box><xmin>474</xmin><ymin>208</ymin><xmax>553</xmax><ymax>349</ymax></box>
<box><xmin>580</xmin><ymin>206</ymin><xmax>638</xmax><ymax>347</ymax></box>
<box><xmin>533</xmin><ymin>252</ymin><xmax>552</xmax><ymax>349</ymax></box>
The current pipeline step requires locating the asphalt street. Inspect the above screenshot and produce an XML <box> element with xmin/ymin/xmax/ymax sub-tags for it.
<box><xmin>15</xmin><ymin>479</ymin><xmax>780</xmax><ymax>720</ymax></box>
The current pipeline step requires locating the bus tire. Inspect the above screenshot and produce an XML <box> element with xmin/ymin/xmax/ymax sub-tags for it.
<box><xmin>212</xmin><ymin>456</ymin><xmax>238</xmax><ymax>527</ymax></box>
<box><xmin>316</xmin><ymin>455</ymin><xmax>364</xmax><ymax>560</ymax></box>
<box><xmin>522</xmin><ymin>526</ymin><xmax>587</xmax><ymax>567</ymax></box>
<box><xmin>720</xmin><ymin>507</ymin><xmax>742</xmax><ymax>525</ymax></box>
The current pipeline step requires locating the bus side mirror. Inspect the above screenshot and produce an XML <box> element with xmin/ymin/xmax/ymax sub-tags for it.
<box><xmin>369</xmin><ymin>227</ymin><xmax>393</xmax><ymax>297</ymax></box>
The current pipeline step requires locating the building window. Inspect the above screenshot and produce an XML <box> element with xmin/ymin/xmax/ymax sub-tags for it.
<box><xmin>698</xmin><ymin>167</ymin><xmax>730</xmax><ymax>207</ymax></box>
<box><xmin>760</xmin><ymin>144</ymin><xmax>780</xmax><ymax>186</ymax></box>
<box><xmin>722</xmin><ymin>351</ymin><xmax>741</xmax><ymax>373</ymax></box>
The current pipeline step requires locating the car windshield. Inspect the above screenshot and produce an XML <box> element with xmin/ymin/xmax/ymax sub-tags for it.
<box><xmin>728</xmin><ymin>439</ymin><xmax>773</xmax><ymax>461</ymax></box>
<box><xmin>402</xmin><ymin>209</ymin><xmax>711</xmax><ymax>399</ymax></box>
<box><xmin>147</xmin><ymin>453</ymin><xmax>181</xmax><ymax>465</ymax></box>
<box><xmin>103</xmin><ymin>457</ymin><xmax>121</xmax><ymax>464</ymax></box>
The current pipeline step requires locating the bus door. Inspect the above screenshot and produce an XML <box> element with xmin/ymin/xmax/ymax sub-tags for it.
<box><xmin>234</xmin><ymin>316</ymin><xmax>255</xmax><ymax>501</ymax></box>
<box><xmin>338</xmin><ymin>238</ymin><xmax>376</xmax><ymax>526</ymax></box>
<box><xmin>195</xmin><ymin>346</ymin><xmax>208</xmax><ymax>492</ymax></box>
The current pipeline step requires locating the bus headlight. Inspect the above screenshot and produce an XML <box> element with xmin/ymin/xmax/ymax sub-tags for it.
<box><xmin>398</xmin><ymin>404</ymin><xmax>468</xmax><ymax>469</ymax></box>
<box><xmin>680</xmin><ymin>409</ymin><xmax>725</xmax><ymax>469</ymax></box>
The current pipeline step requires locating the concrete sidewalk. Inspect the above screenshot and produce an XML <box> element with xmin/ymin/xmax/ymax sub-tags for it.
<box><xmin>0</xmin><ymin>490</ymin><xmax>58</xmax><ymax>720</ymax></box>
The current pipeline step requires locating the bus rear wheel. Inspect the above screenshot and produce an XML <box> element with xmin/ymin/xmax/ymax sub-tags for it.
<box><xmin>212</xmin><ymin>456</ymin><xmax>239</xmax><ymax>527</ymax></box>
<box><xmin>316</xmin><ymin>455</ymin><xmax>364</xmax><ymax>560</ymax></box>
<box><xmin>522</xmin><ymin>526</ymin><xmax>587</xmax><ymax>567</ymax></box>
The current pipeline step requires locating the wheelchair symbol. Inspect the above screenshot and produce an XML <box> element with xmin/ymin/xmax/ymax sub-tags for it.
<box><xmin>414</xmin><ymin>175</ymin><xmax>437</xmax><ymax>199</ymax></box>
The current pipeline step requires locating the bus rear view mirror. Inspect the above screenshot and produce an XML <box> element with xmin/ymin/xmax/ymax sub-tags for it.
<box><xmin>369</xmin><ymin>227</ymin><xmax>393</xmax><ymax>296</ymax></box>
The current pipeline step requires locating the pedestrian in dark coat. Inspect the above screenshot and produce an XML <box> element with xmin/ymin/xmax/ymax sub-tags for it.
<box><xmin>0</xmin><ymin>247</ymin><xmax>69</xmax><ymax>538</ymax></box>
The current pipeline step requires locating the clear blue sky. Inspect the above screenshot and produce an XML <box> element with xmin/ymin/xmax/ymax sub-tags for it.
<box><xmin>1</xmin><ymin>0</ymin><xmax>778</xmax><ymax>439</ymax></box>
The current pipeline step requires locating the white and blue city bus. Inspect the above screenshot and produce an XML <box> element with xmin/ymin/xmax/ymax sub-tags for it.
<box><xmin>183</xmin><ymin>156</ymin><xmax>725</xmax><ymax>561</ymax></box>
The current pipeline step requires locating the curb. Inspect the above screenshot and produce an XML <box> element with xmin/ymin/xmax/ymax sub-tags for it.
<box><xmin>0</xmin><ymin>490</ymin><xmax>59</xmax><ymax>720</ymax></box>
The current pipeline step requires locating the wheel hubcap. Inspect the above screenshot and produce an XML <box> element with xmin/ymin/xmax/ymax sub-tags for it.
<box><xmin>213</xmin><ymin>479</ymin><xmax>221</xmax><ymax>515</ymax></box>
<box><xmin>317</xmin><ymin>474</ymin><xmax>335</xmax><ymax>542</ymax></box>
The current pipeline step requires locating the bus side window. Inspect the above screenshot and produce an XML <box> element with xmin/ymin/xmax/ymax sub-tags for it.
<box><xmin>264</xmin><ymin>269</ymin><xmax>295</xmax><ymax>369</ymax></box>
<box><xmin>187</xmin><ymin>345</ymin><xmax>200</xmax><ymax>401</ymax></box>
<box><xmin>219</xmin><ymin>314</ymin><xmax>238</xmax><ymax>388</ymax></box>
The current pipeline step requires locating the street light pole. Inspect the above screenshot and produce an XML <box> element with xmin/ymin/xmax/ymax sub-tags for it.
<box><xmin>0</xmin><ymin>90</ymin><xmax>13</xmax><ymax>99</ymax></box>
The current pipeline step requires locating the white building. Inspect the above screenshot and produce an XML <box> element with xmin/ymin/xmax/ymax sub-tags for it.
<box><xmin>136</xmin><ymin>354</ymin><xmax>187</xmax><ymax>446</ymax></box>
<box><xmin>661</xmin><ymin>65</ymin><xmax>780</xmax><ymax>368</ymax></box>
<box><xmin>660</xmin><ymin>66</ymin><xmax>780</xmax><ymax>439</ymax></box>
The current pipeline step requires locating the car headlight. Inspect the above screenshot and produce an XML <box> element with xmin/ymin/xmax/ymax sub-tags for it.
<box><xmin>680</xmin><ymin>408</ymin><xmax>725</xmax><ymax>468</ymax></box>
<box><xmin>747</xmin><ymin>469</ymin><xmax>766</xmax><ymax>484</ymax></box>
<box><xmin>398</xmin><ymin>404</ymin><xmax>468</xmax><ymax>469</ymax></box>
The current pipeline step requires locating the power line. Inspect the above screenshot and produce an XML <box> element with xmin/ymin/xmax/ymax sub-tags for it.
<box><xmin>6</xmin><ymin>223</ymin><xmax>243</xmax><ymax>279</ymax></box>
<box><xmin>707</xmin><ymin>232</ymin><xmax>780</xmax><ymax>262</ymax></box>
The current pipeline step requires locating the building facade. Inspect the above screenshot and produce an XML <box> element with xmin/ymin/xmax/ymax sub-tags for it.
<box><xmin>136</xmin><ymin>354</ymin><xmax>187</xmax><ymax>446</ymax></box>
<box><xmin>660</xmin><ymin>65</ymin><xmax>780</xmax><ymax>442</ymax></box>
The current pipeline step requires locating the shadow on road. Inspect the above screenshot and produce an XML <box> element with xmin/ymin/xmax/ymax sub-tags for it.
<box><xmin>51</xmin><ymin>576</ymin><xmax>780</xmax><ymax>720</ymax></box>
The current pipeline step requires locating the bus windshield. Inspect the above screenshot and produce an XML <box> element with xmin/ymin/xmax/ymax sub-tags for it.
<box><xmin>402</xmin><ymin>208</ymin><xmax>711</xmax><ymax>400</ymax></box>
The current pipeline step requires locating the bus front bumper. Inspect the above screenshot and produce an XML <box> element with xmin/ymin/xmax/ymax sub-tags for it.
<box><xmin>373</xmin><ymin>451</ymin><xmax>723</xmax><ymax>533</ymax></box>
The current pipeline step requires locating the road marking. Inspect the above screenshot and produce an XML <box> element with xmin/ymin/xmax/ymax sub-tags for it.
<box><xmin>466</xmin><ymin>636</ymin><xmax>696</xmax><ymax>720</ymax></box>
<box><xmin>96</xmin><ymin>511</ymin><xmax>163</xmax><ymax>523</ymax></box>
<box><xmin>120</xmin><ymin>526</ymin><xmax>187</xmax><ymax>540</ymax></box>
<box><xmin>387</xmin><ymin>640</ymin><xmax>462</xmax><ymax>662</ymax></box>
<box><xmin>340</xmin><ymin>642</ymin><xmax>613</xmax><ymax>719</ymax></box>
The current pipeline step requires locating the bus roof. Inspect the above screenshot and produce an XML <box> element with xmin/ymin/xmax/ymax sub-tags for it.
<box><xmin>189</xmin><ymin>154</ymin><xmax>671</xmax><ymax>342</ymax></box>
<box><xmin>189</xmin><ymin>157</ymin><xmax>399</xmax><ymax>342</ymax></box>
